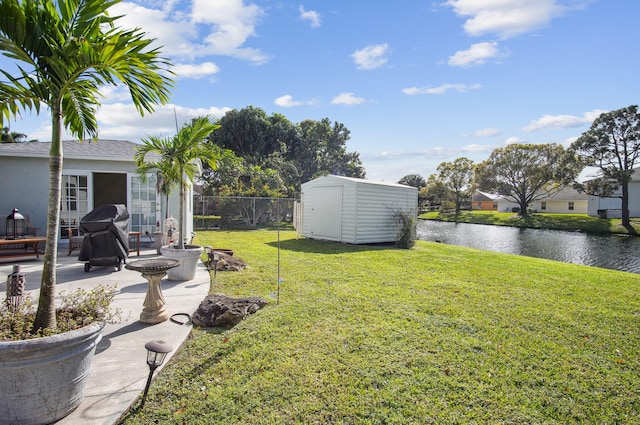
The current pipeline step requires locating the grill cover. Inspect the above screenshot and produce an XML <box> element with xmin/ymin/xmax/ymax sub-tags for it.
<box><xmin>78</xmin><ymin>204</ymin><xmax>129</xmax><ymax>261</ymax></box>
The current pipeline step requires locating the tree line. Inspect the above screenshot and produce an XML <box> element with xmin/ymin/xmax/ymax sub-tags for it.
<box><xmin>398</xmin><ymin>105</ymin><xmax>640</xmax><ymax>229</ymax></box>
<box><xmin>201</xmin><ymin>105</ymin><xmax>365</xmax><ymax>198</ymax></box>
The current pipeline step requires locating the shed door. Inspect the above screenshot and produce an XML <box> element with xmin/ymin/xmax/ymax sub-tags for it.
<box><xmin>310</xmin><ymin>186</ymin><xmax>342</xmax><ymax>240</ymax></box>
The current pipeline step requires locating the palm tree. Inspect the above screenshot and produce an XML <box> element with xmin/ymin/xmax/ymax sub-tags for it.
<box><xmin>1</xmin><ymin>127</ymin><xmax>26</xmax><ymax>143</ymax></box>
<box><xmin>135</xmin><ymin>116</ymin><xmax>220</xmax><ymax>249</ymax></box>
<box><xmin>0</xmin><ymin>0</ymin><xmax>173</xmax><ymax>331</ymax></box>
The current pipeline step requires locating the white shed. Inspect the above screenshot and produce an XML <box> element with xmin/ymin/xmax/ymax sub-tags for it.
<box><xmin>295</xmin><ymin>175</ymin><xmax>418</xmax><ymax>244</ymax></box>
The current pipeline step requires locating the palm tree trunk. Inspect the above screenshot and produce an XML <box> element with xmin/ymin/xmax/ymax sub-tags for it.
<box><xmin>178</xmin><ymin>180</ymin><xmax>185</xmax><ymax>249</ymax></box>
<box><xmin>34</xmin><ymin>108</ymin><xmax>63</xmax><ymax>330</ymax></box>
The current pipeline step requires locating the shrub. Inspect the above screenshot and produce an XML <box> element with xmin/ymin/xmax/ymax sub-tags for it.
<box><xmin>393</xmin><ymin>208</ymin><xmax>417</xmax><ymax>249</ymax></box>
<box><xmin>0</xmin><ymin>284</ymin><xmax>120</xmax><ymax>341</ymax></box>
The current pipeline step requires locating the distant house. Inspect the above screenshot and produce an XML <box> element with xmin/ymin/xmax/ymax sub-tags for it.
<box><xmin>471</xmin><ymin>191</ymin><xmax>500</xmax><ymax>211</ymax></box>
<box><xmin>530</xmin><ymin>187</ymin><xmax>589</xmax><ymax>214</ymax></box>
<box><xmin>495</xmin><ymin>197</ymin><xmax>521</xmax><ymax>213</ymax></box>
<box><xmin>0</xmin><ymin>140</ymin><xmax>195</xmax><ymax>242</ymax></box>
<box><xmin>583</xmin><ymin>167</ymin><xmax>640</xmax><ymax>218</ymax></box>
<box><xmin>494</xmin><ymin>187</ymin><xmax>588</xmax><ymax>214</ymax></box>
<box><xmin>295</xmin><ymin>175</ymin><xmax>418</xmax><ymax>244</ymax></box>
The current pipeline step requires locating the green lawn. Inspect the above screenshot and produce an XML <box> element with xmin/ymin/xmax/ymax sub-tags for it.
<box><xmin>120</xmin><ymin>229</ymin><xmax>640</xmax><ymax>424</ymax></box>
<box><xmin>420</xmin><ymin>210</ymin><xmax>640</xmax><ymax>235</ymax></box>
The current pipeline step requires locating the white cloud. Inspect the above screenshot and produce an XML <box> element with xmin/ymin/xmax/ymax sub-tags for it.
<box><xmin>448</xmin><ymin>41</ymin><xmax>504</xmax><ymax>67</ymax></box>
<box><xmin>461</xmin><ymin>143</ymin><xmax>496</xmax><ymax>153</ymax></box>
<box><xmin>446</xmin><ymin>0</ymin><xmax>567</xmax><ymax>39</ymax></box>
<box><xmin>98</xmin><ymin>85</ymin><xmax>136</xmax><ymax>103</ymax></box>
<box><xmin>402</xmin><ymin>83</ymin><xmax>481</xmax><ymax>95</ymax></box>
<box><xmin>473</xmin><ymin>127</ymin><xmax>502</xmax><ymax>137</ymax></box>
<box><xmin>351</xmin><ymin>43</ymin><xmax>389</xmax><ymax>70</ymax></box>
<box><xmin>274</xmin><ymin>95</ymin><xmax>304</xmax><ymax>108</ymax></box>
<box><xmin>505</xmin><ymin>136</ymin><xmax>527</xmax><ymax>145</ymax></box>
<box><xmin>375</xmin><ymin>147</ymin><xmax>449</xmax><ymax>160</ymax></box>
<box><xmin>523</xmin><ymin>109</ymin><xmax>607</xmax><ymax>132</ymax></box>
<box><xmin>331</xmin><ymin>92</ymin><xmax>365</xmax><ymax>105</ymax></box>
<box><xmin>94</xmin><ymin>103</ymin><xmax>231</xmax><ymax>140</ymax></box>
<box><xmin>112</xmin><ymin>1</ymin><xmax>268</xmax><ymax>64</ymax></box>
<box><xmin>299</xmin><ymin>5</ymin><xmax>321</xmax><ymax>28</ymax></box>
<box><xmin>172</xmin><ymin>62</ymin><xmax>220</xmax><ymax>79</ymax></box>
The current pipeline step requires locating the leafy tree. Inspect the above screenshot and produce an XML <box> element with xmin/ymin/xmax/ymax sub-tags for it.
<box><xmin>398</xmin><ymin>173</ymin><xmax>426</xmax><ymax>189</ymax></box>
<box><xmin>291</xmin><ymin>118</ymin><xmax>365</xmax><ymax>182</ymax></box>
<box><xmin>437</xmin><ymin>158</ymin><xmax>474</xmax><ymax>215</ymax></box>
<box><xmin>422</xmin><ymin>174</ymin><xmax>448</xmax><ymax>207</ymax></box>
<box><xmin>136</xmin><ymin>117</ymin><xmax>220</xmax><ymax>249</ymax></box>
<box><xmin>0</xmin><ymin>0</ymin><xmax>173</xmax><ymax>331</ymax></box>
<box><xmin>571</xmin><ymin>105</ymin><xmax>640</xmax><ymax>228</ymax></box>
<box><xmin>1</xmin><ymin>127</ymin><xmax>33</xmax><ymax>143</ymax></box>
<box><xmin>208</xmin><ymin>106</ymin><xmax>294</xmax><ymax>163</ymax></box>
<box><xmin>206</xmin><ymin>107</ymin><xmax>365</xmax><ymax>192</ymax></box>
<box><xmin>475</xmin><ymin>144</ymin><xmax>578</xmax><ymax>217</ymax></box>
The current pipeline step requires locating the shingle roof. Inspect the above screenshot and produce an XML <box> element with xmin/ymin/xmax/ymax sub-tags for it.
<box><xmin>0</xmin><ymin>139</ymin><xmax>157</xmax><ymax>161</ymax></box>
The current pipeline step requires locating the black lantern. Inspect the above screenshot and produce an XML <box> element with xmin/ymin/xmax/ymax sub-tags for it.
<box><xmin>6</xmin><ymin>208</ymin><xmax>25</xmax><ymax>240</ymax></box>
<box><xmin>141</xmin><ymin>340</ymin><xmax>173</xmax><ymax>408</ymax></box>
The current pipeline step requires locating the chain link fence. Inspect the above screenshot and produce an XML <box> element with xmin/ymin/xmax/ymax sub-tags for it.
<box><xmin>194</xmin><ymin>196</ymin><xmax>297</xmax><ymax>230</ymax></box>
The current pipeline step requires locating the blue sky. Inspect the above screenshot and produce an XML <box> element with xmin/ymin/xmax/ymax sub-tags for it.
<box><xmin>2</xmin><ymin>0</ymin><xmax>639</xmax><ymax>182</ymax></box>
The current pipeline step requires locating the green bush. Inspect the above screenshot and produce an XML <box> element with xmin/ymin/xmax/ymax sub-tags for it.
<box><xmin>393</xmin><ymin>208</ymin><xmax>417</xmax><ymax>249</ymax></box>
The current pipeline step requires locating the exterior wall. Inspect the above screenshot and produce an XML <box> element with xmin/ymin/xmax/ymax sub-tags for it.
<box><xmin>300</xmin><ymin>175</ymin><xmax>418</xmax><ymax>244</ymax></box>
<box><xmin>496</xmin><ymin>199</ymin><xmax>520</xmax><ymax>212</ymax></box>
<box><xmin>585</xmin><ymin>179</ymin><xmax>640</xmax><ymax>218</ymax></box>
<box><xmin>0</xmin><ymin>156</ymin><xmax>49</xmax><ymax>234</ymax></box>
<box><xmin>532</xmin><ymin>200</ymin><xmax>588</xmax><ymax>214</ymax></box>
<box><xmin>472</xmin><ymin>201</ymin><xmax>496</xmax><ymax>211</ymax></box>
<box><xmin>353</xmin><ymin>183</ymin><xmax>416</xmax><ymax>244</ymax></box>
<box><xmin>0</xmin><ymin>144</ymin><xmax>196</xmax><ymax>241</ymax></box>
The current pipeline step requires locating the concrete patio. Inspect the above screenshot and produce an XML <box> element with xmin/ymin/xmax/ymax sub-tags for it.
<box><xmin>0</xmin><ymin>245</ymin><xmax>211</xmax><ymax>424</ymax></box>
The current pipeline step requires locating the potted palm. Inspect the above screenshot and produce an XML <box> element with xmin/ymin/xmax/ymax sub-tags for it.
<box><xmin>135</xmin><ymin>116</ymin><xmax>221</xmax><ymax>281</ymax></box>
<box><xmin>0</xmin><ymin>0</ymin><xmax>173</xmax><ymax>423</ymax></box>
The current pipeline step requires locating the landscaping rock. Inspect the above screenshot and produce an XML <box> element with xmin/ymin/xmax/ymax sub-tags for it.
<box><xmin>192</xmin><ymin>293</ymin><xmax>268</xmax><ymax>328</ymax></box>
<box><xmin>204</xmin><ymin>251</ymin><xmax>248</xmax><ymax>271</ymax></box>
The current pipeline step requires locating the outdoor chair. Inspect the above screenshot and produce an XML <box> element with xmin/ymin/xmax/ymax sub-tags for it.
<box><xmin>25</xmin><ymin>215</ymin><xmax>39</xmax><ymax>236</ymax></box>
<box><xmin>67</xmin><ymin>228</ymin><xmax>84</xmax><ymax>256</ymax></box>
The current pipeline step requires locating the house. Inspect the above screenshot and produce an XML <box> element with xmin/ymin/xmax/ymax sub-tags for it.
<box><xmin>583</xmin><ymin>167</ymin><xmax>640</xmax><ymax>218</ymax></box>
<box><xmin>0</xmin><ymin>140</ymin><xmax>195</xmax><ymax>243</ymax></box>
<box><xmin>530</xmin><ymin>187</ymin><xmax>589</xmax><ymax>214</ymax></box>
<box><xmin>295</xmin><ymin>175</ymin><xmax>418</xmax><ymax>244</ymax></box>
<box><xmin>494</xmin><ymin>187</ymin><xmax>588</xmax><ymax>214</ymax></box>
<box><xmin>495</xmin><ymin>197</ymin><xmax>521</xmax><ymax>213</ymax></box>
<box><xmin>471</xmin><ymin>191</ymin><xmax>500</xmax><ymax>211</ymax></box>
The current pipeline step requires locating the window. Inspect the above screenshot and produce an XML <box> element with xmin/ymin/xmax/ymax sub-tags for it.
<box><xmin>61</xmin><ymin>174</ymin><xmax>89</xmax><ymax>238</ymax></box>
<box><xmin>130</xmin><ymin>174</ymin><xmax>159</xmax><ymax>235</ymax></box>
<box><xmin>540</xmin><ymin>201</ymin><xmax>546</xmax><ymax>211</ymax></box>
<box><xmin>568</xmin><ymin>201</ymin><xmax>574</xmax><ymax>211</ymax></box>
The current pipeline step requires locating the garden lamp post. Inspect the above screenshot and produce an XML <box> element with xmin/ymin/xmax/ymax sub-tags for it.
<box><xmin>141</xmin><ymin>340</ymin><xmax>173</xmax><ymax>408</ymax></box>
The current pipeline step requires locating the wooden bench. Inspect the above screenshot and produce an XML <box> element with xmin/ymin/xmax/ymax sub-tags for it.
<box><xmin>0</xmin><ymin>237</ymin><xmax>46</xmax><ymax>259</ymax></box>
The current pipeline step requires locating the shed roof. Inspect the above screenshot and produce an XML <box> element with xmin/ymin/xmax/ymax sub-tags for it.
<box><xmin>303</xmin><ymin>174</ymin><xmax>415</xmax><ymax>190</ymax></box>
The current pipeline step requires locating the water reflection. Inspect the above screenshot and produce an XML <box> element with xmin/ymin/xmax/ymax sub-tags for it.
<box><xmin>416</xmin><ymin>220</ymin><xmax>640</xmax><ymax>274</ymax></box>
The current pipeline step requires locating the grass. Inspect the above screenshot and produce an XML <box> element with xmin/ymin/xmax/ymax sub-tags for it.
<box><xmin>120</xmin><ymin>229</ymin><xmax>640</xmax><ymax>424</ymax></box>
<box><xmin>420</xmin><ymin>210</ymin><xmax>640</xmax><ymax>235</ymax></box>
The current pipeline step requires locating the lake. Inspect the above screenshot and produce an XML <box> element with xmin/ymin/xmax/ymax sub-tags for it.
<box><xmin>416</xmin><ymin>220</ymin><xmax>640</xmax><ymax>274</ymax></box>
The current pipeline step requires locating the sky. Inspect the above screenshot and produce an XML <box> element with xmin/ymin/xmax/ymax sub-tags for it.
<box><xmin>2</xmin><ymin>0</ymin><xmax>640</xmax><ymax>182</ymax></box>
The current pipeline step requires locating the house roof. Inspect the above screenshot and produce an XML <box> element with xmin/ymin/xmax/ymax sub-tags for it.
<box><xmin>0</xmin><ymin>140</ymin><xmax>158</xmax><ymax>162</ymax></box>
<box><xmin>472</xmin><ymin>191</ymin><xmax>502</xmax><ymax>202</ymax></box>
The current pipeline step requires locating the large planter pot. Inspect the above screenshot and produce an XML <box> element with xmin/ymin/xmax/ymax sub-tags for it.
<box><xmin>160</xmin><ymin>244</ymin><xmax>204</xmax><ymax>281</ymax></box>
<box><xmin>0</xmin><ymin>321</ymin><xmax>105</xmax><ymax>425</ymax></box>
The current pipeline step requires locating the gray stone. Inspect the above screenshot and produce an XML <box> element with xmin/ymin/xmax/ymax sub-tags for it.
<box><xmin>192</xmin><ymin>293</ymin><xmax>268</xmax><ymax>328</ymax></box>
<box><xmin>204</xmin><ymin>252</ymin><xmax>248</xmax><ymax>272</ymax></box>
